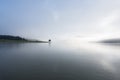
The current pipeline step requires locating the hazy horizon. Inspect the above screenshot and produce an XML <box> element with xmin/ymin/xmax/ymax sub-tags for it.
<box><xmin>1</xmin><ymin>0</ymin><xmax>120</xmax><ymax>41</ymax></box>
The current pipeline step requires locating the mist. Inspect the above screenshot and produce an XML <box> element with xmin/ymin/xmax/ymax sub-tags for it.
<box><xmin>0</xmin><ymin>0</ymin><xmax>120</xmax><ymax>41</ymax></box>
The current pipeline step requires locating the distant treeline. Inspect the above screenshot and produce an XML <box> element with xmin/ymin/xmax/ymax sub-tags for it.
<box><xmin>101</xmin><ymin>39</ymin><xmax>120</xmax><ymax>43</ymax></box>
<box><xmin>0</xmin><ymin>35</ymin><xmax>48</xmax><ymax>43</ymax></box>
<box><xmin>0</xmin><ymin>35</ymin><xmax>27</xmax><ymax>41</ymax></box>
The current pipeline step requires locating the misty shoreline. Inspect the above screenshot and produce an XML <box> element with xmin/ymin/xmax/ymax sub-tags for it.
<box><xmin>0</xmin><ymin>35</ymin><xmax>48</xmax><ymax>43</ymax></box>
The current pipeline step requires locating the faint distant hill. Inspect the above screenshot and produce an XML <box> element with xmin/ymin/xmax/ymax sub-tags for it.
<box><xmin>100</xmin><ymin>38</ymin><xmax>120</xmax><ymax>43</ymax></box>
<box><xmin>0</xmin><ymin>35</ymin><xmax>47</xmax><ymax>43</ymax></box>
<box><xmin>0</xmin><ymin>35</ymin><xmax>26</xmax><ymax>40</ymax></box>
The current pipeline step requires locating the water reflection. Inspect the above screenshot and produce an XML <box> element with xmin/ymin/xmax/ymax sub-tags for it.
<box><xmin>0</xmin><ymin>41</ymin><xmax>120</xmax><ymax>80</ymax></box>
<box><xmin>49</xmin><ymin>41</ymin><xmax>51</xmax><ymax>47</ymax></box>
<box><xmin>0</xmin><ymin>42</ymin><xmax>24</xmax><ymax>48</ymax></box>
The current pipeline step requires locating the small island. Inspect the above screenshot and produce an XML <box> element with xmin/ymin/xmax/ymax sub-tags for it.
<box><xmin>0</xmin><ymin>35</ymin><xmax>48</xmax><ymax>43</ymax></box>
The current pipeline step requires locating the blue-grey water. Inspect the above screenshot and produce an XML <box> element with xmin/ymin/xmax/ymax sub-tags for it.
<box><xmin>0</xmin><ymin>40</ymin><xmax>120</xmax><ymax>80</ymax></box>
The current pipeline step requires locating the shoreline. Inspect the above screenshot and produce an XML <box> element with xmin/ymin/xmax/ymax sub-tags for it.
<box><xmin>0</xmin><ymin>39</ymin><xmax>48</xmax><ymax>43</ymax></box>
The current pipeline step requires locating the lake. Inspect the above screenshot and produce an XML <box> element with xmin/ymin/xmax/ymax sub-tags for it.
<box><xmin>0</xmin><ymin>40</ymin><xmax>120</xmax><ymax>80</ymax></box>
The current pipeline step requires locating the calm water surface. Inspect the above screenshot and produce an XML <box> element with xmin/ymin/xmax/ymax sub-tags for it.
<box><xmin>0</xmin><ymin>40</ymin><xmax>120</xmax><ymax>80</ymax></box>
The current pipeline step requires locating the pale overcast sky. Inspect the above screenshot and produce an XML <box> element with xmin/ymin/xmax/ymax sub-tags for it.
<box><xmin>0</xmin><ymin>0</ymin><xmax>120</xmax><ymax>40</ymax></box>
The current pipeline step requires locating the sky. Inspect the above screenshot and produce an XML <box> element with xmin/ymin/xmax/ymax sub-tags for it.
<box><xmin>0</xmin><ymin>0</ymin><xmax>120</xmax><ymax>41</ymax></box>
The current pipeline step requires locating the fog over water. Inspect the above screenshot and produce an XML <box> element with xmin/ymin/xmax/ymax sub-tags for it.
<box><xmin>1</xmin><ymin>0</ymin><xmax>120</xmax><ymax>79</ymax></box>
<box><xmin>0</xmin><ymin>40</ymin><xmax>120</xmax><ymax>80</ymax></box>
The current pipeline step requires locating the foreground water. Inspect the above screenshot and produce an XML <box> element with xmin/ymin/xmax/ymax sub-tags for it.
<box><xmin>0</xmin><ymin>40</ymin><xmax>120</xmax><ymax>80</ymax></box>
